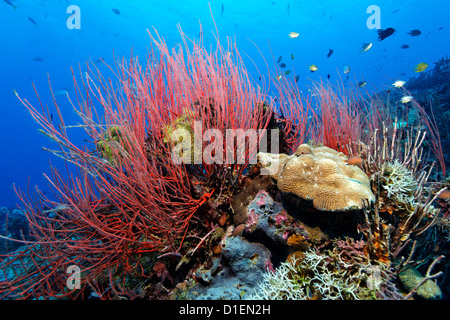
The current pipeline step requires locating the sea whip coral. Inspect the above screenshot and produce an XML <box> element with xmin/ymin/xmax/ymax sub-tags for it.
<box><xmin>0</xmin><ymin>23</ymin><xmax>271</xmax><ymax>299</ymax></box>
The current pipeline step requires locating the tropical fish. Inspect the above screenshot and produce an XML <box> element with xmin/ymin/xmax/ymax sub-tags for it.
<box><xmin>94</xmin><ymin>57</ymin><xmax>105</xmax><ymax>64</ymax></box>
<box><xmin>232</xmin><ymin>224</ymin><xmax>246</xmax><ymax>237</ymax></box>
<box><xmin>309</xmin><ymin>65</ymin><xmax>318</xmax><ymax>72</ymax></box>
<box><xmin>54</xmin><ymin>88</ymin><xmax>70</xmax><ymax>96</ymax></box>
<box><xmin>415</xmin><ymin>62</ymin><xmax>428</xmax><ymax>72</ymax></box>
<box><xmin>400</xmin><ymin>44</ymin><xmax>410</xmax><ymax>49</ymax></box>
<box><xmin>327</xmin><ymin>49</ymin><xmax>333</xmax><ymax>58</ymax></box>
<box><xmin>377</xmin><ymin>27</ymin><xmax>395</xmax><ymax>41</ymax></box>
<box><xmin>407</xmin><ymin>29</ymin><xmax>421</xmax><ymax>36</ymax></box>
<box><xmin>294</xmin><ymin>75</ymin><xmax>300</xmax><ymax>82</ymax></box>
<box><xmin>277</xmin><ymin>56</ymin><xmax>282</xmax><ymax>63</ymax></box>
<box><xmin>291</xmin><ymin>53</ymin><xmax>294</xmax><ymax>60</ymax></box>
<box><xmin>360</xmin><ymin>42</ymin><xmax>372</xmax><ymax>53</ymax></box>
<box><xmin>438</xmin><ymin>189</ymin><xmax>450</xmax><ymax>200</ymax></box>
<box><xmin>392</xmin><ymin>80</ymin><xmax>406</xmax><ymax>88</ymax></box>
<box><xmin>285</xmin><ymin>70</ymin><xmax>291</xmax><ymax>75</ymax></box>
<box><xmin>357</xmin><ymin>81</ymin><xmax>367</xmax><ymax>88</ymax></box>
<box><xmin>346</xmin><ymin>156</ymin><xmax>363</xmax><ymax>165</ymax></box>
<box><xmin>3</xmin><ymin>0</ymin><xmax>17</xmax><ymax>10</ymax></box>
<box><xmin>279</xmin><ymin>62</ymin><xmax>286</xmax><ymax>68</ymax></box>
<box><xmin>28</xmin><ymin>17</ymin><xmax>37</xmax><ymax>25</ymax></box>
<box><xmin>276</xmin><ymin>75</ymin><xmax>282</xmax><ymax>80</ymax></box>
<box><xmin>112</xmin><ymin>8</ymin><xmax>120</xmax><ymax>15</ymax></box>
<box><xmin>400</xmin><ymin>95</ymin><xmax>413</xmax><ymax>103</ymax></box>
<box><xmin>288</xmin><ymin>31</ymin><xmax>300</xmax><ymax>38</ymax></box>
<box><xmin>343</xmin><ymin>65</ymin><xmax>351</xmax><ymax>74</ymax></box>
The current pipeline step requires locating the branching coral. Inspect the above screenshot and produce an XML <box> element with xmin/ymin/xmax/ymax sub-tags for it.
<box><xmin>249</xmin><ymin>241</ymin><xmax>402</xmax><ymax>300</ymax></box>
<box><xmin>382</xmin><ymin>159</ymin><xmax>418</xmax><ymax>206</ymax></box>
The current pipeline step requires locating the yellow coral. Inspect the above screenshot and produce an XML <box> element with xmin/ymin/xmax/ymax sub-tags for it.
<box><xmin>258</xmin><ymin>144</ymin><xmax>375</xmax><ymax>211</ymax></box>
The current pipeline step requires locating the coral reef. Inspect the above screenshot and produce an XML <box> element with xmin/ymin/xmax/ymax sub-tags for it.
<box><xmin>399</xmin><ymin>267</ymin><xmax>442</xmax><ymax>300</ymax></box>
<box><xmin>2</xmin><ymin>25</ymin><xmax>450</xmax><ymax>301</ymax></box>
<box><xmin>258</xmin><ymin>143</ymin><xmax>375</xmax><ymax>211</ymax></box>
<box><xmin>381</xmin><ymin>160</ymin><xmax>418</xmax><ymax>206</ymax></box>
<box><xmin>249</xmin><ymin>241</ymin><xmax>402</xmax><ymax>300</ymax></box>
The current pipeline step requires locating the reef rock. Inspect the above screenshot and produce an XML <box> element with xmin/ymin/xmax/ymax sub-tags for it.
<box><xmin>258</xmin><ymin>144</ymin><xmax>375</xmax><ymax>211</ymax></box>
<box><xmin>242</xmin><ymin>190</ymin><xmax>328</xmax><ymax>250</ymax></box>
<box><xmin>221</xmin><ymin>235</ymin><xmax>272</xmax><ymax>286</ymax></box>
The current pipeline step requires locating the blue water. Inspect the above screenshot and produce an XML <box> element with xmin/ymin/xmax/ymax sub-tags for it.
<box><xmin>0</xmin><ymin>0</ymin><xmax>449</xmax><ymax>207</ymax></box>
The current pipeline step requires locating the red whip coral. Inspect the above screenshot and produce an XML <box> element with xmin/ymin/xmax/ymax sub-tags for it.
<box><xmin>0</xmin><ymin>24</ymin><xmax>271</xmax><ymax>299</ymax></box>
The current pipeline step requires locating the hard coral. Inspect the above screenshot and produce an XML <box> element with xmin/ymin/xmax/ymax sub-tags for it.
<box><xmin>258</xmin><ymin>144</ymin><xmax>375</xmax><ymax>211</ymax></box>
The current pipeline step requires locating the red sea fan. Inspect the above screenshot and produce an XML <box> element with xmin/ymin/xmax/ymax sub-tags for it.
<box><xmin>0</xmin><ymin>24</ymin><xmax>270</xmax><ymax>299</ymax></box>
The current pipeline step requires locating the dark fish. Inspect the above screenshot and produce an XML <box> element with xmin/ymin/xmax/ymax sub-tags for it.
<box><xmin>94</xmin><ymin>57</ymin><xmax>105</xmax><ymax>64</ymax></box>
<box><xmin>3</xmin><ymin>0</ymin><xmax>17</xmax><ymax>10</ymax></box>
<box><xmin>327</xmin><ymin>48</ymin><xmax>333</xmax><ymax>58</ymax></box>
<box><xmin>438</xmin><ymin>27</ymin><xmax>444</xmax><ymax>31</ymax></box>
<box><xmin>33</xmin><ymin>57</ymin><xmax>44</xmax><ymax>62</ymax></box>
<box><xmin>287</xmin><ymin>4</ymin><xmax>289</xmax><ymax>15</ymax></box>
<box><xmin>327</xmin><ymin>74</ymin><xmax>331</xmax><ymax>80</ymax></box>
<box><xmin>50</xmin><ymin>114</ymin><xmax>53</xmax><ymax>122</ymax></box>
<box><xmin>112</xmin><ymin>8</ymin><xmax>120</xmax><ymax>15</ymax></box>
<box><xmin>221</xmin><ymin>3</ymin><xmax>224</xmax><ymax>16</ymax></box>
<box><xmin>258</xmin><ymin>76</ymin><xmax>262</xmax><ymax>81</ymax></box>
<box><xmin>28</xmin><ymin>17</ymin><xmax>37</xmax><ymax>25</ymax></box>
<box><xmin>392</xmin><ymin>9</ymin><xmax>400</xmax><ymax>13</ymax></box>
<box><xmin>277</xmin><ymin>56</ymin><xmax>282</xmax><ymax>63</ymax></box>
<box><xmin>400</xmin><ymin>44</ymin><xmax>410</xmax><ymax>49</ymax></box>
<box><xmin>407</xmin><ymin>29</ymin><xmax>421</xmax><ymax>36</ymax></box>
<box><xmin>294</xmin><ymin>75</ymin><xmax>299</xmax><ymax>82</ymax></box>
<box><xmin>377</xmin><ymin>27</ymin><xmax>395</xmax><ymax>41</ymax></box>
<box><xmin>279</xmin><ymin>62</ymin><xmax>286</xmax><ymax>68</ymax></box>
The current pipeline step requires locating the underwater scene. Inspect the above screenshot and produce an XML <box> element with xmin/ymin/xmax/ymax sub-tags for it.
<box><xmin>1</xmin><ymin>0</ymin><xmax>450</xmax><ymax>306</ymax></box>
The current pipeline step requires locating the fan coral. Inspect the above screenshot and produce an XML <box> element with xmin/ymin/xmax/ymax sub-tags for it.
<box><xmin>258</xmin><ymin>144</ymin><xmax>375</xmax><ymax>211</ymax></box>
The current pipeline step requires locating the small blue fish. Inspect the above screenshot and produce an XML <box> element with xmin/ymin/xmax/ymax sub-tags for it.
<box><xmin>112</xmin><ymin>8</ymin><xmax>120</xmax><ymax>15</ymax></box>
<box><xmin>3</xmin><ymin>0</ymin><xmax>17</xmax><ymax>10</ymax></box>
<box><xmin>294</xmin><ymin>75</ymin><xmax>300</xmax><ymax>82</ymax></box>
<box><xmin>28</xmin><ymin>17</ymin><xmax>37</xmax><ymax>25</ymax></box>
<box><xmin>279</xmin><ymin>62</ymin><xmax>286</xmax><ymax>68</ymax></box>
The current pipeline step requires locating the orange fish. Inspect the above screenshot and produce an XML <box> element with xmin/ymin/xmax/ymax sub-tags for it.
<box><xmin>231</xmin><ymin>224</ymin><xmax>246</xmax><ymax>237</ymax></box>
<box><xmin>438</xmin><ymin>189</ymin><xmax>450</xmax><ymax>200</ymax></box>
<box><xmin>346</xmin><ymin>156</ymin><xmax>364</xmax><ymax>166</ymax></box>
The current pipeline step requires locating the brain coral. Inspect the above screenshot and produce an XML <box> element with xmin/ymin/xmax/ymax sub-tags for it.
<box><xmin>258</xmin><ymin>144</ymin><xmax>375</xmax><ymax>211</ymax></box>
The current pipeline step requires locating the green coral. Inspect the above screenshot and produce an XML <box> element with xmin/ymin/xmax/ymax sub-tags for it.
<box><xmin>399</xmin><ymin>268</ymin><xmax>442</xmax><ymax>300</ymax></box>
<box><xmin>162</xmin><ymin>109</ymin><xmax>201</xmax><ymax>164</ymax></box>
<box><xmin>96</xmin><ymin>126</ymin><xmax>125</xmax><ymax>165</ymax></box>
